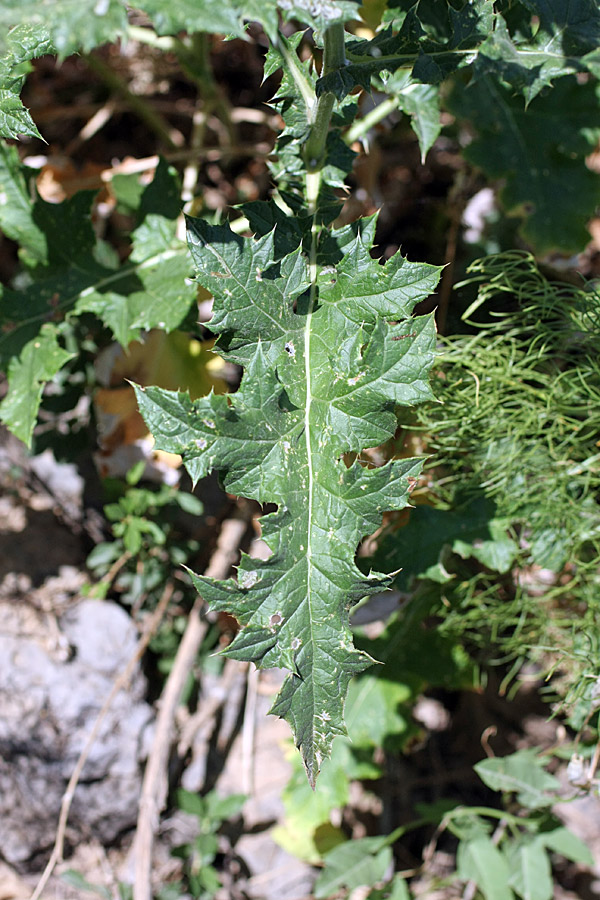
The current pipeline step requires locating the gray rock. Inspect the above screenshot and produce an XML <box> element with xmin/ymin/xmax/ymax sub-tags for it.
<box><xmin>0</xmin><ymin>597</ymin><xmax>153</xmax><ymax>868</ymax></box>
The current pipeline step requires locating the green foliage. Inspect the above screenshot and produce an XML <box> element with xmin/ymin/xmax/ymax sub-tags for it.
<box><xmin>0</xmin><ymin>2</ymin><xmax>126</xmax><ymax>57</ymax></box>
<box><xmin>87</xmin><ymin>464</ymin><xmax>202</xmax><ymax>605</ymax></box>
<box><xmin>448</xmin><ymin>76</ymin><xmax>600</xmax><ymax>253</ymax></box>
<box><xmin>448</xmin><ymin>749</ymin><xmax>593</xmax><ymax>900</ymax></box>
<box><xmin>172</xmin><ymin>789</ymin><xmax>246</xmax><ymax>899</ymax></box>
<box><xmin>61</xmin><ymin>870</ymin><xmax>132</xmax><ymax>900</ymax></box>
<box><xmin>0</xmin><ymin>158</ymin><xmax>196</xmax><ymax>444</ymax></box>
<box><xmin>417</xmin><ymin>252</ymin><xmax>600</xmax><ymax>573</ymax></box>
<box><xmin>318</xmin><ymin>0</ymin><xmax>600</xmax><ymax>101</ymax></box>
<box><xmin>0</xmin><ymin>24</ymin><xmax>53</xmax><ymax>139</ymax></box>
<box><xmin>378</xmin><ymin>70</ymin><xmax>441</xmax><ymax>162</ymax></box>
<box><xmin>310</xmin><ymin>748</ymin><xmax>593</xmax><ymax>900</ymax></box>
<box><xmin>314</xmin><ymin>836</ymin><xmax>395</xmax><ymax>898</ymax></box>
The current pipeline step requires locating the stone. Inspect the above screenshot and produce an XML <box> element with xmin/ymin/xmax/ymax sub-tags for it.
<box><xmin>0</xmin><ymin>595</ymin><xmax>153</xmax><ymax>868</ymax></box>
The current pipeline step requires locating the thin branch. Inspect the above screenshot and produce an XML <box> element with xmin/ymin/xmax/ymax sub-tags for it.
<box><xmin>28</xmin><ymin>582</ymin><xmax>175</xmax><ymax>900</ymax></box>
<box><xmin>177</xmin><ymin>657</ymin><xmax>241</xmax><ymax>758</ymax></box>
<box><xmin>132</xmin><ymin>514</ymin><xmax>250</xmax><ymax>900</ymax></box>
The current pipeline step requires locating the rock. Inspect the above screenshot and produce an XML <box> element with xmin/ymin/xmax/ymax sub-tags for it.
<box><xmin>0</xmin><ymin>596</ymin><xmax>153</xmax><ymax>868</ymax></box>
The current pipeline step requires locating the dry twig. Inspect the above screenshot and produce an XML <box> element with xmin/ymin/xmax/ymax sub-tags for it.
<box><xmin>29</xmin><ymin>582</ymin><xmax>175</xmax><ymax>900</ymax></box>
<box><xmin>132</xmin><ymin>514</ymin><xmax>250</xmax><ymax>900</ymax></box>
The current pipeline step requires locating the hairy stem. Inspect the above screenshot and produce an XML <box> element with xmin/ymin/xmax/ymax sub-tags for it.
<box><xmin>304</xmin><ymin>22</ymin><xmax>346</xmax><ymax>171</ymax></box>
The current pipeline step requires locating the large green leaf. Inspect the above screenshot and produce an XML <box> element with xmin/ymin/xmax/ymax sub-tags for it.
<box><xmin>448</xmin><ymin>75</ymin><xmax>600</xmax><ymax>254</ymax></box>
<box><xmin>135</xmin><ymin>215</ymin><xmax>439</xmax><ymax>783</ymax></box>
<box><xmin>0</xmin><ymin>159</ymin><xmax>196</xmax><ymax>445</ymax></box>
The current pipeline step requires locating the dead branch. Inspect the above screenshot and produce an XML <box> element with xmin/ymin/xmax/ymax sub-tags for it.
<box><xmin>132</xmin><ymin>514</ymin><xmax>250</xmax><ymax>900</ymax></box>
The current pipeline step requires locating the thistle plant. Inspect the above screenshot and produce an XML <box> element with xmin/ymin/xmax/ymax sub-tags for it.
<box><xmin>1</xmin><ymin>0</ymin><xmax>598</xmax><ymax>783</ymax></box>
<box><xmin>135</xmin><ymin>19</ymin><xmax>440</xmax><ymax>784</ymax></box>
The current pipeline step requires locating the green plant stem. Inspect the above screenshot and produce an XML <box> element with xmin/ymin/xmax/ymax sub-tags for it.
<box><xmin>127</xmin><ymin>25</ymin><xmax>182</xmax><ymax>52</ymax></box>
<box><xmin>345</xmin><ymin>95</ymin><xmax>401</xmax><ymax>144</ymax></box>
<box><xmin>304</xmin><ymin>22</ymin><xmax>346</xmax><ymax>171</ymax></box>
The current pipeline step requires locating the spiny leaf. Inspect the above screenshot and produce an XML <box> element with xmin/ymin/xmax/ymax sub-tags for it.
<box><xmin>379</xmin><ymin>70</ymin><xmax>441</xmax><ymax>162</ymax></box>
<box><xmin>278</xmin><ymin>0</ymin><xmax>361</xmax><ymax>33</ymax></box>
<box><xmin>0</xmin><ymin>324</ymin><xmax>75</xmax><ymax>445</ymax></box>
<box><xmin>132</xmin><ymin>0</ymin><xmax>246</xmax><ymax>38</ymax></box>
<box><xmin>0</xmin><ymin>143</ymin><xmax>46</xmax><ymax>261</ymax></box>
<box><xmin>317</xmin><ymin>0</ymin><xmax>599</xmax><ymax>102</ymax></box>
<box><xmin>265</xmin><ymin>31</ymin><xmax>356</xmax><ymax>212</ymax></box>
<box><xmin>135</xmin><ymin>217</ymin><xmax>439</xmax><ymax>783</ymax></box>
<box><xmin>0</xmin><ymin>25</ymin><xmax>54</xmax><ymax>139</ymax></box>
<box><xmin>0</xmin><ymin>1</ymin><xmax>127</xmax><ymax>58</ymax></box>
<box><xmin>474</xmin><ymin>0</ymin><xmax>600</xmax><ymax>104</ymax></box>
<box><xmin>317</xmin><ymin>0</ymin><xmax>495</xmax><ymax>100</ymax></box>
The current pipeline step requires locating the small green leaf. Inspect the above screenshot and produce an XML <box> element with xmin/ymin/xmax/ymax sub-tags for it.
<box><xmin>456</xmin><ymin>836</ymin><xmax>514</xmax><ymax>900</ymax></box>
<box><xmin>176</xmin><ymin>788</ymin><xmax>206</xmax><ymax>818</ymax></box>
<box><xmin>60</xmin><ymin>870</ymin><xmax>111</xmax><ymax>899</ymax></box>
<box><xmin>174</xmin><ymin>491</ymin><xmax>204</xmax><ymax>515</ymax></box>
<box><xmin>474</xmin><ymin>750</ymin><xmax>560</xmax><ymax>809</ymax></box>
<box><xmin>314</xmin><ymin>837</ymin><xmax>392</xmax><ymax>899</ymax></box>
<box><xmin>205</xmin><ymin>791</ymin><xmax>246</xmax><ymax>823</ymax></box>
<box><xmin>539</xmin><ymin>826</ymin><xmax>593</xmax><ymax>865</ymax></box>
<box><xmin>507</xmin><ymin>839</ymin><xmax>553</xmax><ymax>900</ymax></box>
<box><xmin>0</xmin><ymin>325</ymin><xmax>74</xmax><ymax>445</ymax></box>
<box><xmin>385</xmin><ymin>72</ymin><xmax>441</xmax><ymax>162</ymax></box>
